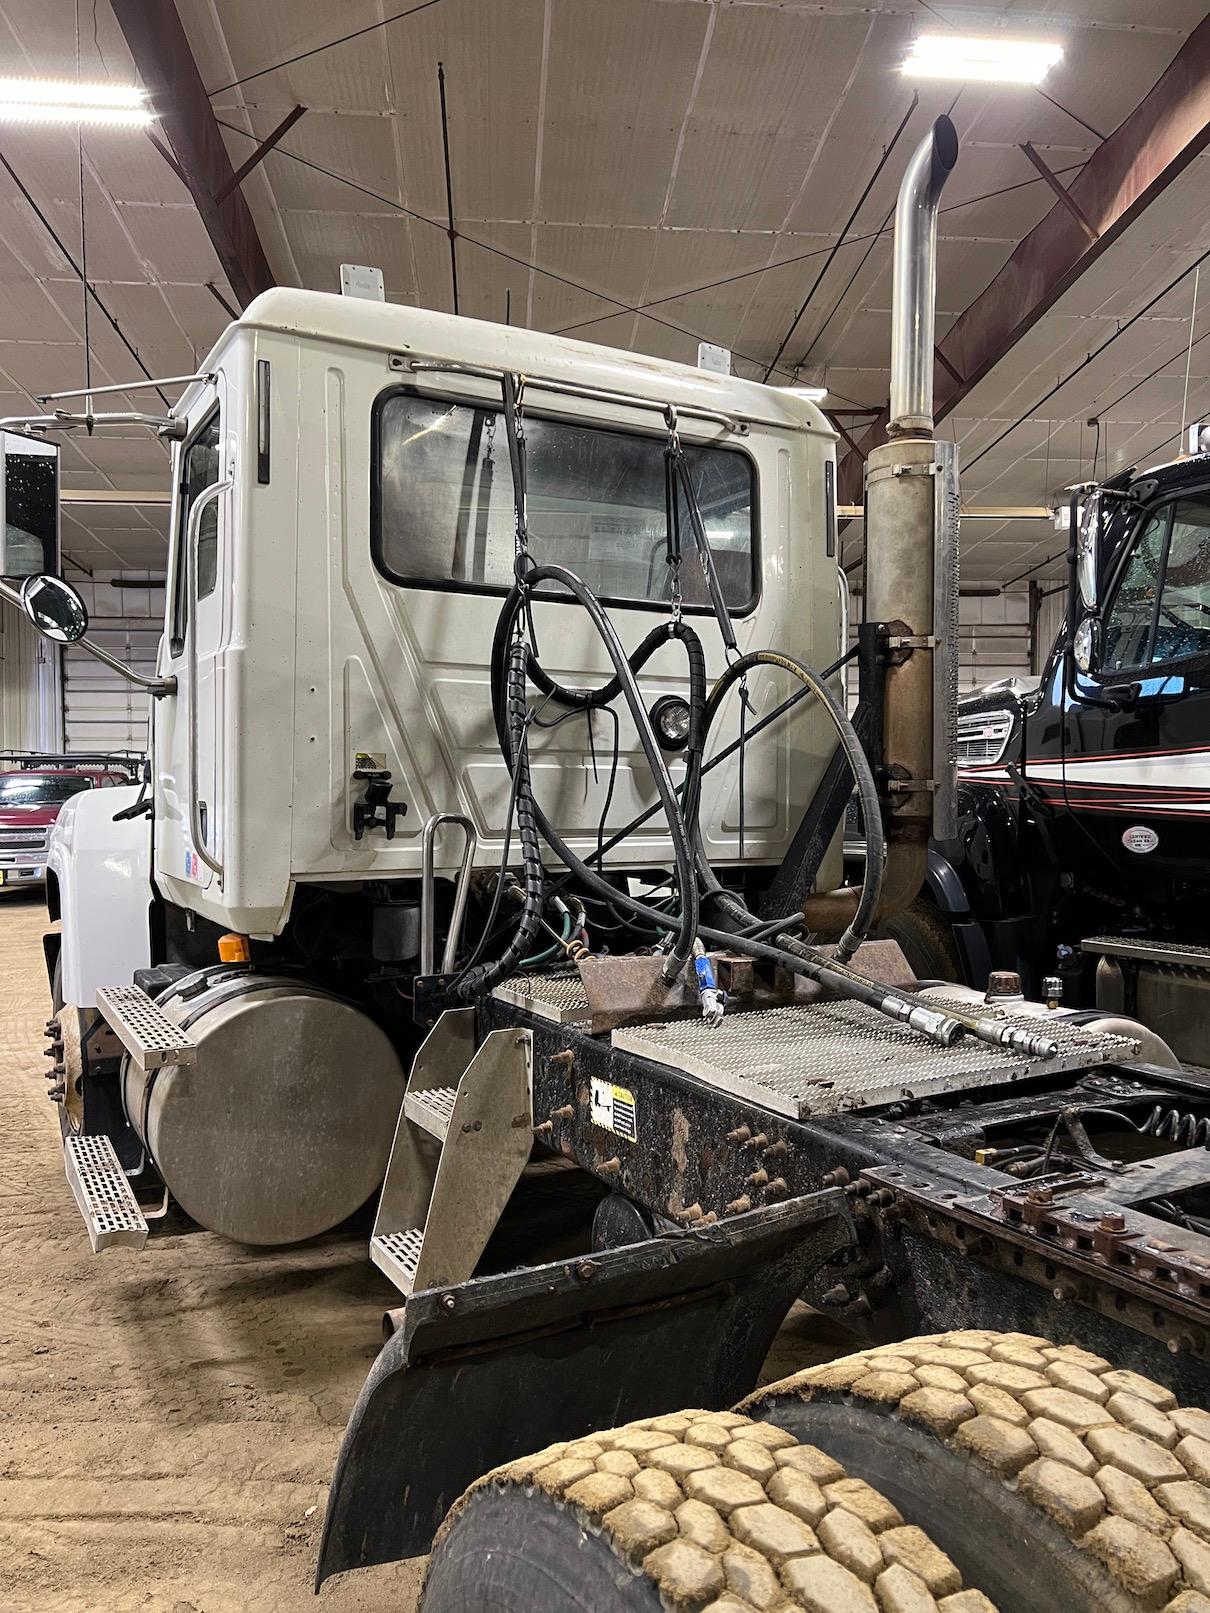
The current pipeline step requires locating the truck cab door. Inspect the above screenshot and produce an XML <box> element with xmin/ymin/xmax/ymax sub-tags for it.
<box><xmin>1068</xmin><ymin>487</ymin><xmax>1210</xmax><ymax>883</ymax></box>
<box><xmin>157</xmin><ymin>388</ymin><xmax>228</xmax><ymax>896</ymax></box>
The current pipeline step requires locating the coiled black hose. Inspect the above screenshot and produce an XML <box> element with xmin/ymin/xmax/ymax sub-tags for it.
<box><xmin>691</xmin><ymin>648</ymin><xmax>885</xmax><ymax>964</ymax></box>
<box><xmin>490</xmin><ymin>565</ymin><xmax>700</xmax><ymax>982</ymax></box>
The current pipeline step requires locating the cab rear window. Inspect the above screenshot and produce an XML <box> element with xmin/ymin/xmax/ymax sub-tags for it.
<box><xmin>372</xmin><ymin>390</ymin><xmax>757</xmax><ymax>614</ymax></box>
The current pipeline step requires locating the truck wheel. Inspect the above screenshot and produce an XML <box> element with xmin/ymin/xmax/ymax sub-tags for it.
<box><xmin>421</xmin><ymin>1405</ymin><xmax>1000</xmax><ymax>1612</ymax></box>
<box><xmin>881</xmin><ymin>898</ymin><xmax>962</xmax><ymax>983</ymax></box>
<box><xmin>742</xmin><ymin>1329</ymin><xmax>1210</xmax><ymax>1613</ymax></box>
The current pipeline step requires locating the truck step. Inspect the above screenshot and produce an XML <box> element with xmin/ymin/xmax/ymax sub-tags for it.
<box><xmin>64</xmin><ymin>1133</ymin><xmax>149</xmax><ymax>1253</ymax></box>
<box><xmin>371</xmin><ymin>1228</ymin><xmax>423</xmax><ymax>1294</ymax></box>
<box><xmin>95</xmin><ymin>984</ymin><xmax>198</xmax><ymax>1071</ymax></box>
<box><xmin>403</xmin><ymin>1085</ymin><xmax>458</xmax><ymax>1141</ymax></box>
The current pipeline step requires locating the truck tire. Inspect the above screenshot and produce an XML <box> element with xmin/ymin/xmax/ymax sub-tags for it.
<box><xmin>420</xmin><ymin>1405</ymin><xmax>1000</xmax><ymax>1612</ymax></box>
<box><xmin>880</xmin><ymin>898</ymin><xmax>963</xmax><ymax>983</ymax></box>
<box><xmin>742</xmin><ymin>1329</ymin><xmax>1210</xmax><ymax>1613</ymax></box>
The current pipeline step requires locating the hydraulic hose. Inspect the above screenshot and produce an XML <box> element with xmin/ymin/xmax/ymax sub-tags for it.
<box><xmin>455</xmin><ymin>638</ymin><xmax>545</xmax><ymax>999</ymax></box>
<box><xmin>694</xmin><ymin>648</ymin><xmax>885</xmax><ymax>965</ymax></box>
<box><xmin>492</xmin><ymin>565</ymin><xmax>699</xmax><ymax>983</ymax></box>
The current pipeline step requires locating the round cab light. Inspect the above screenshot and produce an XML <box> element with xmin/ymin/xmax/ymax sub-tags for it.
<box><xmin>651</xmin><ymin>695</ymin><xmax>692</xmax><ymax>751</ymax></box>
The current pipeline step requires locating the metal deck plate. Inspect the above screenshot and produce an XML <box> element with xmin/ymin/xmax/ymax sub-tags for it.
<box><xmin>63</xmin><ymin>1133</ymin><xmax>148</xmax><ymax>1252</ymax></box>
<box><xmin>1083</xmin><ymin>935</ymin><xmax>1210</xmax><ymax>970</ymax></box>
<box><xmin>492</xmin><ymin>971</ymin><xmax>590</xmax><ymax>1024</ymax></box>
<box><xmin>613</xmin><ymin>1000</ymin><xmax>1138</xmax><ymax>1121</ymax></box>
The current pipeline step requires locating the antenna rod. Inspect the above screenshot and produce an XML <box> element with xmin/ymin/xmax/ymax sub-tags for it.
<box><xmin>437</xmin><ymin>61</ymin><xmax>460</xmax><ymax>316</ymax></box>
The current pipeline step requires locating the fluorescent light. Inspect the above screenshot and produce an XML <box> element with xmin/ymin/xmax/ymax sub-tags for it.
<box><xmin>780</xmin><ymin>385</ymin><xmax>828</xmax><ymax>402</ymax></box>
<box><xmin>0</xmin><ymin>105</ymin><xmax>152</xmax><ymax>126</ymax></box>
<box><xmin>902</xmin><ymin>34</ymin><xmax>1063</xmax><ymax>85</ymax></box>
<box><xmin>0</xmin><ymin>77</ymin><xmax>150</xmax><ymax>126</ymax></box>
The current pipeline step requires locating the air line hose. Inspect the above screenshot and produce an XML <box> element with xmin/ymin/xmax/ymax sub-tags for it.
<box><xmin>491</xmin><ymin>563</ymin><xmax>700</xmax><ymax>983</ymax></box>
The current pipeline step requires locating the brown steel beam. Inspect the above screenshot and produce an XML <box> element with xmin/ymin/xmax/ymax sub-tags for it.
<box><xmin>1019</xmin><ymin>142</ymin><xmax>1100</xmax><ymax>245</ymax></box>
<box><xmin>214</xmin><ymin>104</ymin><xmax>306</xmax><ymax>204</ymax></box>
<box><xmin>837</xmin><ymin>13</ymin><xmax>1210</xmax><ymax>503</ymax></box>
<box><xmin>111</xmin><ymin>0</ymin><xmax>275</xmax><ymax>308</ymax></box>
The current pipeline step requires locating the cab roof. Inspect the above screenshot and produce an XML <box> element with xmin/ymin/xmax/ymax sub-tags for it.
<box><xmin>188</xmin><ymin>286</ymin><xmax>834</xmax><ymax>442</ymax></box>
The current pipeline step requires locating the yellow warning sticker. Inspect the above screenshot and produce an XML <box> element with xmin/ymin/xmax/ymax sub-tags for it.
<box><xmin>589</xmin><ymin>1076</ymin><xmax>637</xmax><ymax>1142</ymax></box>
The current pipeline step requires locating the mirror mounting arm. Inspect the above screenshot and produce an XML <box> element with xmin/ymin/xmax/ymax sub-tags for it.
<box><xmin>0</xmin><ymin>578</ymin><xmax>176</xmax><ymax>697</ymax></box>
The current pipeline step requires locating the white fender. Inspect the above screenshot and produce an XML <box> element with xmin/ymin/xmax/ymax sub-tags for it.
<box><xmin>46</xmin><ymin>784</ymin><xmax>152</xmax><ymax>1006</ymax></box>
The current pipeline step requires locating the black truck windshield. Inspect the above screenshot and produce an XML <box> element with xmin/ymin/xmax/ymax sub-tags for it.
<box><xmin>0</xmin><ymin>774</ymin><xmax>93</xmax><ymax>805</ymax></box>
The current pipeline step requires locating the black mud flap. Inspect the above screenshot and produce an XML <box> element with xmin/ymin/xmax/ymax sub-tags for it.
<box><xmin>317</xmin><ymin>1188</ymin><xmax>853</xmax><ymax>1587</ymax></box>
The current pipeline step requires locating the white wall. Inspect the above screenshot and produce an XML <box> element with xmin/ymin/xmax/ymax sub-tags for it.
<box><xmin>1034</xmin><ymin>584</ymin><xmax>1067</xmax><ymax>673</ymax></box>
<box><xmin>0</xmin><ymin>601</ymin><xmax>61</xmax><ymax>753</ymax></box>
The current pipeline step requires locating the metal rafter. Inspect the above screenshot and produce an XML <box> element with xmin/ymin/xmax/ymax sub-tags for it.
<box><xmin>837</xmin><ymin>14</ymin><xmax>1210</xmax><ymax>503</ymax></box>
<box><xmin>110</xmin><ymin>0</ymin><xmax>275</xmax><ymax>308</ymax></box>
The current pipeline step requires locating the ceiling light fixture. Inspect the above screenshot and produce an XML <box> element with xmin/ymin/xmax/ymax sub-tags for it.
<box><xmin>901</xmin><ymin>35</ymin><xmax>1063</xmax><ymax>85</ymax></box>
<box><xmin>0</xmin><ymin>77</ymin><xmax>150</xmax><ymax>125</ymax></box>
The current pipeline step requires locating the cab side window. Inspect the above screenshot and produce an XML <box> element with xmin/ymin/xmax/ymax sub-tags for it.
<box><xmin>170</xmin><ymin>411</ymin><xmax>221</xmax><ymax>655</ymax></box>
<box><xmin>1102</xmin><ymin>495</ymin><xmax>1210</xmax><ymax>672</ymax></box>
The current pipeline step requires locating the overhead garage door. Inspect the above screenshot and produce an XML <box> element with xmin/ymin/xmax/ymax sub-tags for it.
<box><xmin>61</xmin><ymin>580</ymin><xmax>165</xmax><ymax>754</ymax></box>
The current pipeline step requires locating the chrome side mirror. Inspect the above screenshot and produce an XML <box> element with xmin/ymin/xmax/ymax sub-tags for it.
<box><xmin>1075</xmin><ymin>490</ymin><xmax>1101</xmax><ymax>611</ymax></box>
<box><xmin>19</xmin><ymin>573</ymin><xmax>88</xmax><ymax>642</ymax></box>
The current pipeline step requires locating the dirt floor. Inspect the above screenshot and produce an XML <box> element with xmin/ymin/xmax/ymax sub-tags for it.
<box><xmin>0</xmin><ymin>886</ymin><xmax>850</xmax><ymax>1612</ymax></box>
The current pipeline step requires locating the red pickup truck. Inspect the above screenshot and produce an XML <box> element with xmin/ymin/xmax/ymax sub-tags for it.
<box><xmin>0</xmin><ymin>754</ymin><xmax>139</xmax><ymax>887</ymax></box>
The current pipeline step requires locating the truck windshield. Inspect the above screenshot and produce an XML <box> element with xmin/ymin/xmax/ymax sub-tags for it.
<box><xmin>373</xmin><ymin>392</ymin><xmax>756</xmax><ymax>613</ymax></box>
<box><xmin>0</xmin><ymin>773</ymin><xmax>93</xmax><ymax>806</ymax></box>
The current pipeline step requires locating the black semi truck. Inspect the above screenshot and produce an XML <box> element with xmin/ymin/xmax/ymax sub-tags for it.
<box><xmin>903</xmin><ymin>441</ymin><xmax>1210</xmax><ymax>1063</ymax></box>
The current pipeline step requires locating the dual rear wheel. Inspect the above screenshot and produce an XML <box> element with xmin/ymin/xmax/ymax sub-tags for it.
<box><xmin>421</xmin><ymin>1331</ymin><xmax>1210</xmax><ymax>1613</ymax></box>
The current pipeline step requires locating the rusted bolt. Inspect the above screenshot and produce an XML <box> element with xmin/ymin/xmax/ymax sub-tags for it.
<box><xmin>743</xmin><ymin>1133</ymin><xmax>769</xmax><ymax>1152</ymax></box>
<box><xmin>821</xmin><ymin>1283</ymin><xmax>850</xmax><ymax>1307</ymax></box>
<box><xmin>726</xmin><ymin>1125</ymin><xmax>751</xmax><ymax>1143</ymax></box>
<box><xmin>762</xmin><ymin>1139</ymin><xmax>789</xmax><ymax>1160</ymax></box>
<box><xmin>599</xmin><ymin>1156</ymin><xmax>621</xmax><ymax>1176</ymax></box>
<box><xmin>1099</xmin><ymin>1212</ymin><xmax>1126</xmax><ymax>1233</ymax></box>
<box><xmin>821</xmin><ymin>1166</ymin><xmax>850</xmax><ymax>1188</ymax></box>
<box><xmin>680</xmin><ymin>1203</ymin><xmax>704</xmax><ymax>1223</ymax></box>
<box><xmin>576</xmin><ymin>1260</ymin><xmax>597</xmax><ymax>1282</ymax></box>
<box><xmin>699</xmin><ymin>1211</ymin><xmax>718</xmax><ymax>1225</ymax></box>
<box><xmin>533</xmin><ymin>1120</ymin><xmax>554</xmax><ymax>1137</ymax></box>
<box><xmin>848</xmin><ymin>1294</ymin><xmax>872</xmax><ymax>1318</ymax></box>
<box><xmin>724</xmin><ymin>1195</ymin><xmax>752</xmax><ymax>1216</ymax></box>
<box><xmin>764</xmin><ymin>1177</ymin><xmax>788</xmax><ymax>1199</ymax></box>
<box><xmin>550</xmin><ymin>1105</ymin><xmax>575</xmax><ymax>1121</ymax></box>
<box><xmin>1168</xmin><ymin>1333</ymin><xmax>1196</xmax><ymax>1355</ymax></box>
<box><xmin>48</xmin><ymin>1084</ymin><xmax>65</xmax><ymax>1102</ymax></box>
<box><xmin>1027</xmin><ymin>1186</ymin><xmax>1054</xmax><ymax>1205</ymax></box>
<box><xmin>550</xmin><ymin>1049</ymin><xmax>575</xmax><ymax>1067</ymax></box>
<box><xmin>1052</xmin><ymin>1280</ymin><xmax>1077</xmax><ymax>1303</ymax></box>
<box><xmin>871</xmin><ymin>1188</ymin><xmax>896</xmax><ymax>1208</ymax></box>
<box><xmin>746</xmin><ymin>1168</ymin><xmax>769</xmax><ymax>1189</ymax></box>
<box><xmin>439</xmin><ymin>1292</ymin><xmax>457</xmax><ymax>1312</ymax></box>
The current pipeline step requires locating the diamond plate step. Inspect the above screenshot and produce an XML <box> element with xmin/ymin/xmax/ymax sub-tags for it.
<box><xmin>371</xmin><ymin>1228</ymin><xmax>423</xmax><ymax>1294</ymax></box>
<box><xmin>404</xmin><ymin>1084</ymin><xmax>457</xmax><ymax>1141</ymax></box>
<box><xmin>64</xmin><ymin>1133</ymin><xmax>148</xmax><ymax>1252</ymax></box>
<box><xmin>96</xmin><ymin>984</ymin><xmax>198</xmax><ymax>1071</ymax></box>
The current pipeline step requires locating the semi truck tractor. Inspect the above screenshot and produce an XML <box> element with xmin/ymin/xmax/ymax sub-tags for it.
<box><xmin>911</xmin><ymin>448</ymin><xmax>1210</xmax><ymax>1068</ymax></box>
<box><xmin>3</xmin><ymin>118</ymin><xmax>1210</xmax><ymax>1611</ymax></box>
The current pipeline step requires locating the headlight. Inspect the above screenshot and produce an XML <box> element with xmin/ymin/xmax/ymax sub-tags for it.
<box><xmin>650</xmin><ymin>695</ymin><xmax>692</xmax><ymax>751</ymax></box>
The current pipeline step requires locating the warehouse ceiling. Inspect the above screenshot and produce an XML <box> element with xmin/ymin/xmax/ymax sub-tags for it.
<box><xmin>0</xmin><ymin>0</ymin><xmax>1207</xmax><ymax>582</ymax></box>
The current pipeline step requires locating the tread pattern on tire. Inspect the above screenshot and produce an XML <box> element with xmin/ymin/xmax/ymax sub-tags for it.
<box><xmin>428</xmin><ymin>1404</ymin><xmax>1001</xmax><ymax>1612</ymax></box>
<box><xmin>741</xmin><ymin>1329</ymin><xmax>1210</xmax><ymax>1613</ymax></box>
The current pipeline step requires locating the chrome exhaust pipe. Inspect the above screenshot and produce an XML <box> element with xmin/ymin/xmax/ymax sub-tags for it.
<box><xmin>888</xmin><ymin>115</ymin><xmax>958</xmax><ymax>436</ymax></box>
